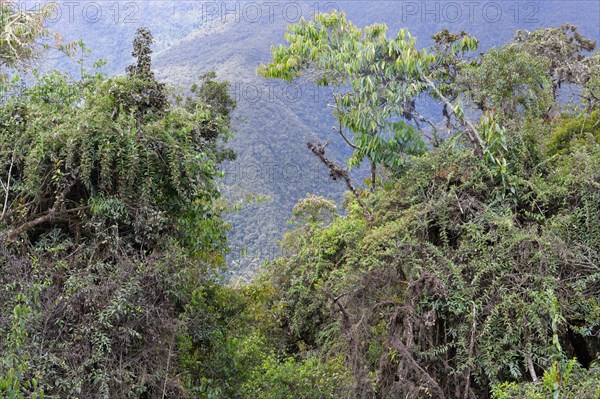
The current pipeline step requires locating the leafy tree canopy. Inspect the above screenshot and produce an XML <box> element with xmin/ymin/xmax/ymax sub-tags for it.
<box><xmin>0</xmin><ymin>27</ymin><xmax>237</xmax><ymax>397</ymax></box>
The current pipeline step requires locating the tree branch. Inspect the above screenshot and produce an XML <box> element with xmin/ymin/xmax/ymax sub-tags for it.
<box><xmin>463</xmin><ymin>303</ymin><xmax>477</xmax><ymax>399</ymax></box>
<box><xmin>4</xmin><ymin>178</ymin><xmax>83</xmax><ymax>240</ymax></box>
<box><xmin>307</xmin><ymin>140</ymin><xmax>372</xmax><ymax>223</ymax></box>
<box><xmin>334</xmin><ymin>119</ymin><xmax>358</xmax><ymax>150</ymax></box>
<box><xmin>5</xmin><ymin>205</ymin><xmax>89</xmax><ymax>240</ymax></box>
<box><xmin>422</xmin><ymin>75</ymin><xmax>483</xmax><ymax>153</ymax></box>
<box><xmin>2</xmin><ymin>148</ymin><xmax>15</xmax><ymax>220</ymax></box>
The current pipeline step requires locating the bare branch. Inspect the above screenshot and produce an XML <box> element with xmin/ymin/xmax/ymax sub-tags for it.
<box><xmin>334</xmin><ymin>119</ymin><xmax>358</xmax><ymax>150</ymax></box>
<box><xmin>1</xmin><ymin>148</ymin><xmax>15</xmax><ymax>220</ymax></box>
<box><xmin>307</xmin><ymin>140</ymin><xmax>372</xmax><ymax>223</ymax></box>
<box><xmin>5</xmin><ymin>205</ymin><xmax>89</xmax><ymax>240</ymax></box>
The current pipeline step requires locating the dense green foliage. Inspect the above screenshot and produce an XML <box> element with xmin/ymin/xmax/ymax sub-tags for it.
<box><xmin>32</xmin><ymin>2</ymin><xmax>599</xmax><ymax>272</ymax></box>
<box><xmin>0</xmin><ymin>27</ymin><xmax>235</xmax><ymax>397</ymax></box>
<box><xmin>2</xmin><ymin>7</ymin><xmax>600</xmax><ymax>399</ymax></box>
<box><xmin>255</xmin><ymin>130</ymin><xmax>600</xmax><ymax>398</ymax></box>
<box><xmin>219</xmin><ymin>13</ymin><xmax>600</xmax><ymax>399</ymax></box>
<box><xmin>151</xmin><ymin>95</ymin><xmax>600</xmax><ymax>398</ymax></box>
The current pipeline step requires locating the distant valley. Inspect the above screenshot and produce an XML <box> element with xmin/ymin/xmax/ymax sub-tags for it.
<box><xmin>38</xmin><ymin>0</ymin><xmax>599</xmax><ymax>274</ymax></box>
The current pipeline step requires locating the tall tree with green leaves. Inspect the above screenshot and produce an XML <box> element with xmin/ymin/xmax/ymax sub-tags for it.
<box><xmin>0</xmin><ymin>27</ymin><xmax>236</xmax><ymax>397</ymax></box>
<box><xmin>259</xmin><ymin>11</ymin><xmax>482</xmax><ymax>195</ymax></box>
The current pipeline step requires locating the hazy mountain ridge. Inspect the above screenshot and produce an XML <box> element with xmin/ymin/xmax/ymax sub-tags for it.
<box><xmin>152</xmin><ymin>9</ymin><xmax>352</xmax><ymax>276</ymax></box>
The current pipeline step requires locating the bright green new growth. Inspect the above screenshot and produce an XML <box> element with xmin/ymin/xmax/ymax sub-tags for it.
<box><xmin>258</xmin><ymin>11</ymin><xmax>486</xmax><ymax>198</ymax></box>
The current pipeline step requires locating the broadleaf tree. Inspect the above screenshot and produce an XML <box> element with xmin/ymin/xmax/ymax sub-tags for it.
<box><xmin>258</xmin><ymin>11</ymin><xmax>482</xmax><ymax>194</ymax></box>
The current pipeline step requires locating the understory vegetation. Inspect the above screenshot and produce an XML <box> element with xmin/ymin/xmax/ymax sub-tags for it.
<box><xmin>1</xmin><ymin>4</ymin><xmax>600</xmax><ymax>399</ymax></box>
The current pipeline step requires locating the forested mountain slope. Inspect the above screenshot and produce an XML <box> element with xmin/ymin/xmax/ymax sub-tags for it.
<box><xmin>31</xmin><ymin>0</ymin><xmax>600</xmax><ymax>272</ymax></box>
<box><xmin>174</xmin><ymin>10</ymin><xmax>600</xmax><ymax>398</ymax></box>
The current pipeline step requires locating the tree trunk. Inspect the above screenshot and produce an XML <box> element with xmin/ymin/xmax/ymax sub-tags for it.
<box><xmin>370</xmin><ymin>161</ymin><xmax>376</xmax><ymax>192</ymax></box>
